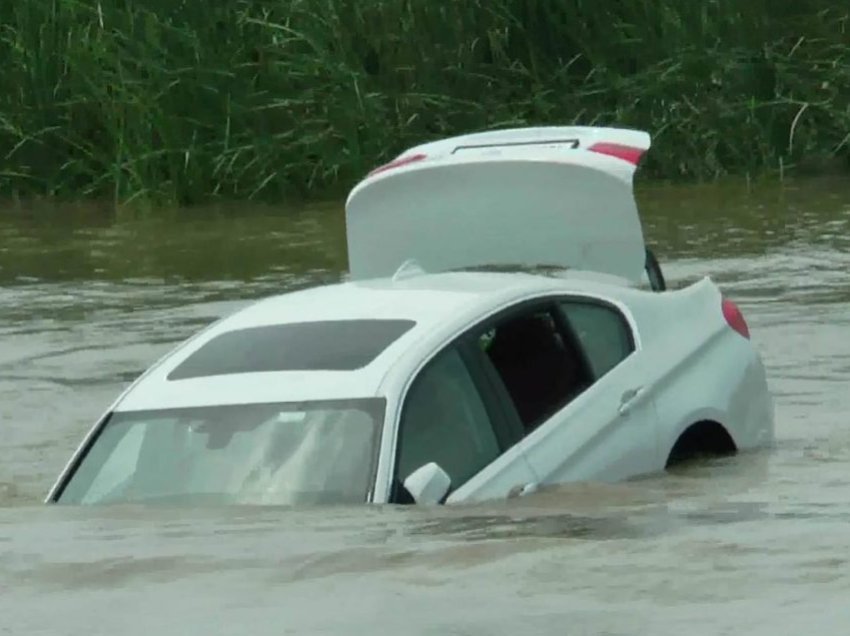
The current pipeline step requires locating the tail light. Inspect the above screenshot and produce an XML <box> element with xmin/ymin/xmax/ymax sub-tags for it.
<box><xmin>367</xmin><ymin>153</ymin><xmax>427</xmax><ymax>177</ymax></box>
<box><xmin>588</xmin><ymin>142</ymin><xmax>646</xmax><ymax>166</ymax></box>
<box><xmin>722</xmin><ymin>298</ymin><xmax>750</xmax><ymax>339</ymax></box>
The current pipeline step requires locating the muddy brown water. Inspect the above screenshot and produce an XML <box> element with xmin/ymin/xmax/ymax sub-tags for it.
<box><xmin>2</xmin><ymin>178</ymin><xmax>850</xmax><ymax>634</ymax></box>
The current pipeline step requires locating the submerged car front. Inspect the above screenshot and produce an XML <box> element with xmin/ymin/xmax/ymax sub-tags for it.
<box><xmin>47</xmin><ymin>308</ymin><xmax>427</xmax><ymax>506</ymax></box>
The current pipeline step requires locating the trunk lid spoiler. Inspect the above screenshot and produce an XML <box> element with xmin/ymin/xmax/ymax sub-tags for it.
<box><xmin>345</xmin><ymin>126</ymin><xmax>651</xmax><ymax>282</ymax></box>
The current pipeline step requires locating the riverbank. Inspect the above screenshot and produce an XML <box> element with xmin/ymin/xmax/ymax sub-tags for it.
<box><xmin>2</xmin><ymin>1</ymin><xmax>849</xmax><ymax>207</ymax></box>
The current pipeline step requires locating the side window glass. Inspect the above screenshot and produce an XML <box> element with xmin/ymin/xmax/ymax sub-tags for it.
<box><xmin>396</xmin><ymin>348</ymin><xmax>501</xmax><ymax>495</ymax></box>
<box><xmin>480</xmin><ymin>307</ymin><xmax>592</xmax><ymax>433</ymax></box>
<box><xmin>560</xmin><ymin>301</ymin><xmax>634</xmax><ymax>378</ymax></box>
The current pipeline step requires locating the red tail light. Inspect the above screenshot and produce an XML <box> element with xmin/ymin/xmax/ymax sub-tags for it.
<box><xmin>722</xmin><ymin>298</ymin><xmax>750</xmax><ymax>339</ymax></box>
<box><xmin>367</xmin><ymin>153</ymin><xmax>427</xmax><ymax>177</ymax></box>
<box><xmin>588</xmin><ymin>142</ymin><xmax>645</xmax><ymax>166</ymax></box>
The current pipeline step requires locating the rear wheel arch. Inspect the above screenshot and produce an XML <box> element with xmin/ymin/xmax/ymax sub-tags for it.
<box><xmin>665</xmin><ymin>419</ymin><xmax>737</xmax><ymax>468</ymax></box>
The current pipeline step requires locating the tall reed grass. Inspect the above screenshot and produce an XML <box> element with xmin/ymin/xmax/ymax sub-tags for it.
<box><xmin>1</xmin><ymin>0</ymin><xmax>849</xmax><ymax>205</ymax></box>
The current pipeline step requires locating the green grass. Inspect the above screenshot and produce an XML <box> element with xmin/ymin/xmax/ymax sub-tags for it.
<box><xmin>1</xmin><ymin>0</ymin><xmax>849</xmax><ymax>206</ymax></box>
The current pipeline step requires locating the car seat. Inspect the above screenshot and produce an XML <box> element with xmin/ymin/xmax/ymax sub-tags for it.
<box><xmin>487</xmin><ymin>313</ymin><xmax>585</xmax><ymax>430</ymax></box>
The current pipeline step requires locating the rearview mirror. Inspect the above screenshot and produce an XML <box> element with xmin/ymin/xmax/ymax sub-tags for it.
<box><xmin>403</xmin><ymin>462</ymin><xmax>451</xmax><ymax>505</ymax></box>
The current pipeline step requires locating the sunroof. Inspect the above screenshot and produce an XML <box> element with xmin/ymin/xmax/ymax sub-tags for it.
<box><xmin>168</xmin><ymin>319</ymin><xmax>416</xmax><ymax>380</ymax></box>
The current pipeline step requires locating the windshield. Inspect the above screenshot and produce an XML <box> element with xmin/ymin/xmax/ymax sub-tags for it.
<box><xmin>56</xmin><ymin>398</ymin><xmax>385</xmax><ymax>506</ymax></box>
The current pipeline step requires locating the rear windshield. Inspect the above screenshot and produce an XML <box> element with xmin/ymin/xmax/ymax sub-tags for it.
<box><xmin>168</xmin><ymin>319</ymin><xmax>416</xmax><ymax>380</ymax></box>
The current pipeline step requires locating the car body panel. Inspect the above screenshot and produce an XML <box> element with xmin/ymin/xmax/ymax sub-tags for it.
<box><xmin>381</xmin><ymin>125</ymin><xmax>651</xmax><ymax>183</ymax></box>
<box><xmin>445</xmin><ymin>444</ymin><xmax>538</xmax><ymax>504</ymax></box>
<box><xmin>113</xmin><ymin>276</ymin><xmax>529</xmax><ymax>412</ymax></box>
<box><xmin>345</xmin><ymin>128</ymin><xmax>650</xmax><ymax>283</ymax></box>
<box><xmin>516</xmin><ymin>347</ymin><xmax>661</xmax><ymax>486</ymax></box>
<box><xmin>602</xmin><ymin>276</ymin><xmax>775</xmax><ymax>463</ymax></box>
<box><xmin>655</xmin><ymin>324</ymin><xmax>775</xmax><ymax>459</ymax></box>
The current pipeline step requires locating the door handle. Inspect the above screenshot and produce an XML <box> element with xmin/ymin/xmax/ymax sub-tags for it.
<box><xmin>618</xmin><ymin>387</ymin><xmax>644</xmax><ymax>416</ymax></box>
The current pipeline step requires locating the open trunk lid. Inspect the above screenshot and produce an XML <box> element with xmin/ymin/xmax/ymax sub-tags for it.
<box><xmin>345</xmin><ymin>126</ymin><xmax>651</xmax><ymax>282</ymax></box>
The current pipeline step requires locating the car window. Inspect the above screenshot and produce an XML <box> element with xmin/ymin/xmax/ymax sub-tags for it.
<box><xmin>559</xmin><ymin>301</ymin><xmax>634</xmax><ymax>378</ymax></box>
<box><xmin>76</xmin><ymin>420</ymin><xmax>147</xmax><ymax>504</ymax></box>
<box><xmin>58</xmin><ymin>399</ymin><xmax>384</xmax><ymax>506</ymax></box>
<box><xmin>479</xmin><ymin>306</ymin><xmax>592</xmax><ymax>433</ymax></box>
<box><xmin>395</xmin><ymin>348</ymin><xmax>501</xmax><ymax>496</ymax></box>
<box><xmin>169</xmin><ymin>319</ymin><xmax>416</xmax><ymax>380</ymax></box>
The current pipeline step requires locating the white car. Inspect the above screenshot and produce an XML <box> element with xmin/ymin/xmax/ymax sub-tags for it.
<box><xmin>47</xmin><ymin>126</ymin><xmax>775</xmax><ymax>507</ymax></box>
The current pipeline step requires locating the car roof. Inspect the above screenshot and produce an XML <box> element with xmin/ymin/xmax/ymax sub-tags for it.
<box><xmin>114</xmin><ymin>269</ymin><xmax>643</xmax><ymax>413</ymax></box>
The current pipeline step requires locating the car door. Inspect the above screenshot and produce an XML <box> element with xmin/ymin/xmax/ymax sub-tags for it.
<box><xmin>389</xmin><ymin>344</ymin><xmax>538</xmax><ymax>504</ymax></box>
<box><xmin>467</xmin><ymin>295</ymin><xmax>660</xmax><ymax>486</ymax></box>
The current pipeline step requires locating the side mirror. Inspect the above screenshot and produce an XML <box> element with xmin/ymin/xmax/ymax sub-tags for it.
<box><xmin>403</xmin><ymin>462</ymin><xmax>451</xmax><ymax>505</ymax></box>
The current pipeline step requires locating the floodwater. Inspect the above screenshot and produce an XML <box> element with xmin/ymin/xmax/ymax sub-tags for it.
<box><xmin>2</xmin><ymin>177</ymin><xmax>850</xmax><ymax>634</ymax></box>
